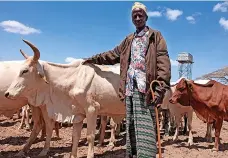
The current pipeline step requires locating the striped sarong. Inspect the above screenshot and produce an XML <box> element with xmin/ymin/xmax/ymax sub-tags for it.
<box><xmin>125</xmin><ymin>86</ymin><xmax>157</xmax><ymax>158</ymax></box>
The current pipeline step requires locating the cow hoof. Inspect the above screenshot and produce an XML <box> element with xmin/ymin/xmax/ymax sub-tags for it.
<box><xmin>107</xmin><ymin>143</ymin><xmax>115</xmax><ymax>151</ymax></box>
<box><xmin>25</xmin><ymin>126</ymin><xmax>31</xmax><ymax>130</ymax></box>
<box><xmin>70</xmin><ymin>155</ymin><xmax>78</xmax><ymax>158</ymax></box>
<box><xmin>38</xmin><ymin>150</ymin><xmax>48</xmax><ymax>157</ymax></box>
<box><xmin>17</xmin><ymin>126</ymin><xmax>22</xmax><ymax>130</ymax></box>
<box><xmin>97</xmin><ymin>143</ymin><xmax>104</xmax><ymax>147</ymax></box>
<box><xmin>211</xmin><ymin>147</ymin><xmax>219</xmax><ymax>152</ymax></box>
<box><xmin>205</xmin><ymin>137</ymin><xmax>213</xmax><ymax>143</ymax></box>
<box><xmin>187</xmin><ymin>140</ymin><xmax>193</xmax><ymax>146</ymax></box>
<box><xmin>172</xmin><ymin>136</ymin><xmax>178</xmax><ymax>141</ymax></box>
<box><xmin>39</xmin><ymin>136</ymin><xmax>46</xmax><ymax>141</ymax></box>
<box><xmin>15</xmin><ymin>151</ymin><xmax>26</xmax><ymax>157</ymax></box>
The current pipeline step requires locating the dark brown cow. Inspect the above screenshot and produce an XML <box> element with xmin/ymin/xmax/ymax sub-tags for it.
<box><xmin>169</xmin><ymin>78</ymin><xmax>228</xmax><ymax>151</ymax></box>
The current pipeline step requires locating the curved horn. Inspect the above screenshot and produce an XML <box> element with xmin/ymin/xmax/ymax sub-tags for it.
<box><xmin>20</xmin><ymin>49</ymin><xmax>29</xmax><ymax>59</ymax></box>
<box><xmin>22</xmin><ymin>39</ymin><xmax>40</xmax><ymax>61</ymax></box>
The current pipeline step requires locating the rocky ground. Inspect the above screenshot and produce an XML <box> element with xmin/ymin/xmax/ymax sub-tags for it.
<box><xmin>1</xmin><ymin>112</ymin><xmax>228</xmax><ymax>158</ymax></box>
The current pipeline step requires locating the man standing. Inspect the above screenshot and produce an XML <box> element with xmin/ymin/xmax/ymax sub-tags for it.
<box><xmin>83</xmin><ymin>2</ymin><xmax>171</xmax><ymax>158</ymax></box>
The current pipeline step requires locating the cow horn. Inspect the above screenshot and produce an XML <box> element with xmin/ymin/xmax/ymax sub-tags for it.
<box><xmin>20</xmin><ymin>49</ymin><xmax>29</xmax><ymax>59</ymax></box>
<box><xmin>22</xmin><ymin>39</ymin><xmax>40</xmax><ymax>61</ymax></box>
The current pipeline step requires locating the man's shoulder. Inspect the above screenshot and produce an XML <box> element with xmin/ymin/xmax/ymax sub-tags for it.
<box><xmin>148</xmin><ymin>27</ymin><xmax>162</xmax><ymax>35</ymax></box>
<box><xmin>125</xmin><ymin>33</ymin><xmax>134</xmax><ymax>40</ymax></box>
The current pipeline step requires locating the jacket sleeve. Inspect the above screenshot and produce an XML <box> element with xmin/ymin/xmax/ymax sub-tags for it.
<box><xmin>156</xmin><ymin>31</ymin><xmax>171</xmax><ymax>89</ymax></box>
<box><xmin>84</xmin><ymin>37</ymin><xmax>128</xmax><ymax>65</ymax></box>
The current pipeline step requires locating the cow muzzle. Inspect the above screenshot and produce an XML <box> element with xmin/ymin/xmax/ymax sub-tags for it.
<box><xmin>4</xmin><ymin>92</ymin><xmax>9</xmax><ymax>98</ymax></box>
<box><xmin>4</xmin><ymin>92</ymin><xmax>16</xmax><ymax>100</ymax></box>
<box><xmin>169</xmin><ymin>97</ymin><xmax>176</xmax><ymax>104</ymax></box>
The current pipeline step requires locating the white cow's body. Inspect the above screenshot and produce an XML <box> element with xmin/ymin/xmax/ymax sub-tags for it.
<box><xmin>31</xmin><ymin>62</ymin><xmax>126</xmax><ymax>158</ymax></box>
<box><xmin>160</xmin><ymin>84</ymin><xmax>194</xmax><ymax>146</ymax></box>
<box><xmin>5</xmin><ymin>40</ymin><xmax>126</xmax><ymax>158</ymax></box>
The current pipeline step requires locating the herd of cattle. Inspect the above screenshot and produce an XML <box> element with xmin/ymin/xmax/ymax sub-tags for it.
<box><xmin>0</xmin><ymin>39</ymin><xmax>228</xmax><ymax>158</ymax></box>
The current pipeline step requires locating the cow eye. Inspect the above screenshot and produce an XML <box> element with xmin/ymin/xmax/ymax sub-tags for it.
<box><xmin>22</xmin><ymin>69</ymin><xmax>29</xmax><ymax>74</ymax></box>
<box><xmin>178</xmin><ymin>87</ymin><xmax>184</xmax><ymax>91</ymax></box>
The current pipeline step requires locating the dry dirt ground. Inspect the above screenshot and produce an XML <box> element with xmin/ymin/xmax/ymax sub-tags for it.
<box><xmin>1</xmin><ymin>113</ymin><xmax>228</xmax><ymax>158</ymax></box>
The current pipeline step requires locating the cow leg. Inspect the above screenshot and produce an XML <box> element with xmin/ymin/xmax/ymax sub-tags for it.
<box><xmin>17</xmin><ymin>109</ymin><xmax>21</xmax><ymax>119</ymax></box>
<box><xmin>12</xmin><ymin>109</ymin><xmax>21</xmax><ymax>121</ymax></box>
<box><xmin>163</xmin><ymin>109</ymin><xmax>170</xmax><ymax>136</ymax></box>
<box><xmin>173</xmin><ymin>115</ymin><xmax>181</xmax><ymax>141</ymax></box>
<box><xmin>40</xmin><ymin>121</ymin><xmax>46</xmax><ymax>140</ymax></box>
<box><xmin>183</xmin><ymin>114</ymin><xmax>188</xmax><ymax>135</ymax></box>
<box><xmin>212</xmin><ymin>118</ymin><xmax>223</xmax><ymax>151</ymax></box>
<box><xmin>108</xmin><ymin>117</ymin><xmax>117</xmax><ymax>149</ymax></box>
<box><xmin>54</xmin><ymin>121</ymin><xmax>60</xmax><ymax>138</ymax></box>
<box><xmin>18</xmin><ymin>107</ymin><xmax>26</xmax><ymax>130</ymax></box>
<box><xmin>187</xmin><ymin>111</ymin><xmax>193</xmax><ymax>146</ymax></box>
<box><xmin>168</xmin><ymin>113</ymin><xmax>175</xmax><ymax>136</ymax></box>
<box><xmin>108</xmin><ymin>116</ymin><xmax>124</xmax><ymax>150</ymax></box>
<box><xmin>159</xmin><ymin>110</ymin><xmax>164</xmax><ymax>131</ymax></box>
<box><xmin>15</xmin><ymin>106</ymin><xmax>43</xmax><ymax>157</ymax></box>
<box><xmin>25</xmin><ymin>105</ymin><xmax>31</xmax><ymax>130</ymax></box>
<box><xmin>98</xmin><ymin>115</ymin><xmax>108</xmax><ymax>146</ymax></box>
<box><xmin>115</xmin><ymin>122</ymin><xmax>121</xmax><ymax>137</ymax></box>
<box><xmin>86</xmin><ymin>106</ymin><xmax>97</xmax><ymax>158</ymax></box>
<box><xmin>71</xmin><ymin>114</ymin><xmax>85</xmax><ymax>158</ymax></box>
<box><xmin>205</xmin><ymin>123</ymin><xmax>213</xmax><ymax>142</ymax></box>
<box><xmin>37</xmin><ymin>106</ymin><xmax>55</xmax><ymax>157</ymax></box>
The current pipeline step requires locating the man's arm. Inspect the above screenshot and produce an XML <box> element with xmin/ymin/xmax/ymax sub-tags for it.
<box><xmin>83</xmin><ymin>37</ymin><xmax>128</xmax><ymax>65</ymax></box>
<box><xmin>153</xmin><ymin>31</ymin><xmax>171</xmax><ymax>105</ymax></box>
<box><xmin>156</xmin><ymin>31</ymin><xmax>171</xmax><ymax>89</ymax></box>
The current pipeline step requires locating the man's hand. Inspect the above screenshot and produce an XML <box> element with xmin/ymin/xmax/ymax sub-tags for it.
<box><xmin>153</xmin><ymin>86</ymin><xmax>166</xmax><ymax>107</ymax></box>
<box><xmin>81</xmin><ymin>59</ymin><xmax>93</xmax><ymax>65</ymax></box>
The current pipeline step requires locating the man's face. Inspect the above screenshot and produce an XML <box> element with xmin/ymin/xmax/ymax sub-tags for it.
<box><xmin>132</xmin><ymin>8</ymin><xmax>147</xmax><ymax>29</ymax></box>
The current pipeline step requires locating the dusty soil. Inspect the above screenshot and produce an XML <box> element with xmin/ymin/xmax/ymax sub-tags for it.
<box><xmin>1</xmin><ymin>113</ymin><xmax>228</xmax><ymax>158</ymax></box>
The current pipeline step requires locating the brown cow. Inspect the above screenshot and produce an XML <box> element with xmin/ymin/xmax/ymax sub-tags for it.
<box><xmin>169</xmin><ymin>78</ymin><xmax>228</xmax><ymax>151</ymax></box>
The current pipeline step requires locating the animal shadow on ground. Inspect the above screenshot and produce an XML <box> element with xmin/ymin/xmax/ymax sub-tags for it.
<box><xmin>0</xmin><ymin>118</ymin><xmax>6</xmax><ymax>122</ymax></box>
<box><xmin>0</xmin><ymin>146</ymin><xmax>71</xmax><ymax>158</ymax></box>
<box><xmin>80</xmin><ymin>132</ymin><xmax>126</xmax><ymax>158</ymax></box>
<box><xmin>0</xmin><ymin>136</ymin><xmax>48</xmax><ymax>146</ymax></box>
<box><xmin>0</xmin><ymin>136</ymin><xmax>28</xmax><ymax>146</ymax></box>
<box><xmin>163</xmin><ymin>136</ymin><xmax>225</xmax><ymax>150</ymax></box>
<box><xmin>0</xmin><ymin>120</ymin><xmax>20</xmax><ymax>127</ymax></box>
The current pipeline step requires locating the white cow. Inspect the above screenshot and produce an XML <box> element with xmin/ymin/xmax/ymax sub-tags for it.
<box><xmin>5</xmin><ymin>40</ymin><xmax>126</xmax><ymax>158</ymax></box>
<box><xmin>160</xmin><ymin>83</ymin><xmax>194</xmax><ymax>146</ymax></box>
<box><xmin>0</xmin><ymin>61</ymin><xmax>27</xmax><ymax>117</ymax></box>
<box><xmin>0</xmin><ymin>60</ymin><xmax>60</xmax><ymax>157</ymax></box>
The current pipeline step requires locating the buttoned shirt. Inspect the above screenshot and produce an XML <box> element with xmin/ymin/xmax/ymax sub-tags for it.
<box><xmin>125</xmin><ymin>28</ymin><xmax>149</xmax><ymax>96</ymax></box>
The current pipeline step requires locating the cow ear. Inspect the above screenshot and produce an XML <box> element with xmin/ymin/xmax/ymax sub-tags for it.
<box><xmin>20</xmin><ymin>49</ymin><xmax>29</xmax><ymax>59</ymax></box>
<box><xmin>186</xmin><ymin>82</ymin><xmax>193</xmax><ymax>91</ymax></box>
<box><xmin>38</xmin><ymin>72</ymin><xmax>49</xmax><ymax>84</ymax></box>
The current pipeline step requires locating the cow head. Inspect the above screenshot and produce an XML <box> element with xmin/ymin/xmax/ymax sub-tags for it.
<box><xmin>169</xmin><ymin>78</ymin><xmax>193</xmax><ymax>106</ymax></box>
<box><xmin>5</xmin><ymin>39</ymin><xmax>48</xmax><ymax>99</ymax></box>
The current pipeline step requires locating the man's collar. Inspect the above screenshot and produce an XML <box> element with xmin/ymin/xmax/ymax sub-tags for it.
<box><xmin>126</xmin><ymin>26</ymin><xmax>155</xmax><ymax>41</ymax></box>
<box><xmin>134</xmin><ymin>26</ymin><xmax>149</xmax><ymax>37</ymax></box>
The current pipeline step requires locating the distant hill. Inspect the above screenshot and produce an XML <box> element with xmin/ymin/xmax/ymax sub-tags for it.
<box><xmin>195</xmin><ymin>66</ymin><xmax>228</xmax><ymax>85</ymax></box>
